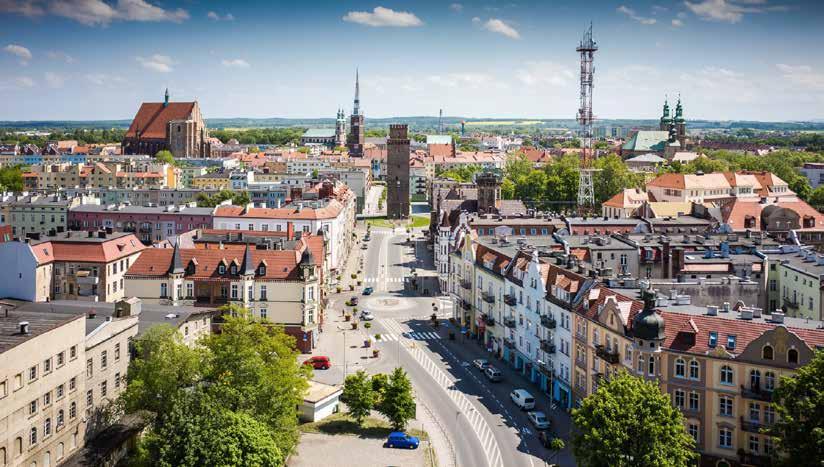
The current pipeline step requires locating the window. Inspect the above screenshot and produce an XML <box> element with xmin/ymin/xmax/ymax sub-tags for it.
<box><xmin>689</xmin><ymin>360</ymin><xmax>699</xmax><ymax>380</ymax></box>
<box><xmin>44</xmin><ymin>418</ymin><xmax>51</xmax><ymax>437</ymax></box>
<box><xmin>788</xmin><ymin>348</ymin><xmax>799</xmax><ymax>364</ymax></box>
<box><xmin>29</xmin><ymin>365</ymin><xmax>37</xmax><ymax>381</ymax></box>
<box><xmin>726</xmin><ymin>335</ymin><xmax>736</xmax><ymax>350</ymax></box>
<box><xmin>56</xmin><ymin>409</ymin><xmax>64</xmax><ymax>427</ymax></box>
<box><xmin>57</xmin><ymin>352</ymin><xmax>64</xmax><ymax>367</ymax></box>
<box><xmin>762</xmin><ymin>345</ymin><xmax>773</xmax><ymax>360</ymax></box>
<box><xmin>100</xmin><ymin>381</ymin><xmax>107</xmax><ymax>398</ymax></box>
<box><xmin>69</xmin><ymin>402</ymin><xmax>76</xmax><ymax>419</ymax></box>
<box><xmin>86</xmin><ymin>359</ymin><xmax>93</xmax><ymax>378</ymax></box>
<box><xmin>749</xmin><ymin>435</ymin><xmax>759</xmax><ymax>454</ymax></box>
<box><xmin>260</xmin><ymin>285</ymin><xmax>267</xmax><ymax>301</ymax></box>
<box><xmin>719</xmin><ymin>395</ymin><xmax>733</xmax><ymax>417</ymax></box>
<box><xmin>70</xmin><ymin>346</ymin><xmax>77</xmax><ymax>360</ymax></box>
<box><xmin>674</xmin><ymin>389</ymin><xmax>685</xmax><ymax>408</ymax></box>
<box><xmin>231</xmin><ymin>284</ymin><xmax>238</xmax><ymax>299</ymax></box>
<box><xmin>765</xmin><ymin>371</ymin><xmax>776</xmax><ymax>391</ymax></box>
<box><xmin>637</xmin><ymin>356</ymin><xmax>644</xmax><ymax>374</ymax></box>
<box><xmin>675</xmin><ymin>358</ymin><xmax>686</xmax><ymax>378</ymax></box>
<box><xmin>764</xmin><ymin>405</ymin><xmax>775</xmax><ymax>425</ymax></box>
<box><xmin>218</xmin><ymin>264</ymin><xmax>226</xmax><ymax>275</ymax></box>
<box><xmin>708</xmin><ymin>331</ymin><xmax>717</xmax><ymax>348</ymax></box>
<box><xmin>56</xmin><ymin>384</ymin><xmax>64</xmax><ymax>399</ymax></box>
<box><xmin>43</xmin><ymin>358</ymin><xmax>51</xmax><ymax>373</ymax></box>
<box><xmin>719</xmin><ymin>427</ymin><xmax>732</xmax><ymax>449</ymax></box>
<box><xmin>689</xmin><ymin>392</ymin><xmax>699</xmax><ymax>411</ymax></box>
<box><xmin>29</xmin><ymin>399</ymin><xmax>37</xmax><ymax>415</ymax></box>
<box><xmin>160</xmin><ymin>283</ymin><xmax>168</xmax><ymax>298</ymax></box>
<box><xmin>30</xmin><ymin>427</ymin><xmax>37</xmax><ymax>446</ymax></box>
<box><xmin>114</xmin><ymin>343</ymin><xmax>120</xmax><ymax>361</ymax></box>
<box><xmin>101</xmin><ymin>351</ymin><xmax>107</xmax><ymax>369</ymax></box>
<box><xmin>648</xmin><ymin>356</ymin><xmax>655</xmax><ymax>376</ymax></box>
<box><xmin>765</xmin><ymin>436</ymin><xmax>774</xmax><ymax>455</ymax></box>
<box><xmin>688</xmin><ymin>423</ymin><xmax>699</xmax><ymax>443</ymax></box>
<box><xmin>69</xmin><ymin>377</ymin><xmax>76</xmax><ymax>391</ymax></box>
<box><xmin>750</xmin><ymin>369</ymin><xmax>761</xmax><ymax>390</ymax></box>
<box><xmin>720</xmin><ymin>365</ymin><xmax>734</xmax><ymax>385</ymax></box>
<box><xmin>115</xmin><ymin>372</ymin><xmax>121</xmax><ymax>389</ymax></box>
<box><xmin>43</xmin><ymin>392</ymin><xmax>50</xmax><ymax>406</ymax></box>
<box><xmin>86</xmin><ymin>389</ymin><xmax>93</xmax><ymax>407</ymax></box>
<box><xmin>260</xmin><ymin>309</ymin><xmax>268</xmax><ymax>320</ymax></box>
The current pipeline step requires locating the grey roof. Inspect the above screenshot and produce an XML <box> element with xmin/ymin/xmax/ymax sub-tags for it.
<box><xmin>242</xmin><ymin>243</ymin><xmax>256</xmax><ymax>275</ymax></box>
<box><xmin>170</xmin><ymin>242</ymin><xmax>185</xmax><ymax>274</ymax></box>
<box><xmin>625</xmin><ymin>153</ymin><xmax>666</xmax><ymax>163</ymax></box>
<box><xmin>302</xmin><ymin>128</ymin><xmax>336</xmax><ymax>138</ymax></box>
<box><xmin>30</xmin><ymin>230</ymin><xmax>137</xmax><ymax>245</ymax></box>
<box><xmin>0</xmin><ymin>307</ymin><xmax>84</xmax><ymax>354</ymax></box>
<box><xmin>767</xmin><ymin>249</ymin><xmax>824</xmax><ymax>277</ymax></box>
<box><xmin>69</xmin><ymin>204</ymin><xmax>215</xmax><ymax>215</ymax></box>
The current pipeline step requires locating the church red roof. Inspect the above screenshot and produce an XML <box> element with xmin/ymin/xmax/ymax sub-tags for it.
<box><xmin>125</xmin><ymin>102</ymin><xmax>196</xmax><ymax>140</ymax></box>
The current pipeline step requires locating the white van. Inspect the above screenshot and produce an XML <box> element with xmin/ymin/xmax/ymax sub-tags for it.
<box><xmin>510</xmin><ymin>389</ymin><xmax>536</xmax><ymax>410</ymax></box>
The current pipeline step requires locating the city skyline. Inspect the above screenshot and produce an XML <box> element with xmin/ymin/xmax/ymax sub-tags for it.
<box><xmin>1</xmin><ymin>0</ymin><xmax>823</xmax><ymax>122</ymax></box>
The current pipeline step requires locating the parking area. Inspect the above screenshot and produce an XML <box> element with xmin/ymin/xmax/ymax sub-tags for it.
<box><xmin>289</xmin><ymin>432</ymin><xmax>426</xmax><ymax>467</ymax></box>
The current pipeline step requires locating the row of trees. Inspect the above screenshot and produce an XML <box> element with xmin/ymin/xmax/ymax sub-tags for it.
<box><xmin>120</xmin><ymin>308</ymin><xmax>310</xmax><ymax>467</ymax></box>
<box><xmin>341</xmin><ymin>369</ymin><xmax>416</xmax><ymax>430</ymax></box>
<box><xmin>573</xmin><ymin>351</ymin><xmax>824</xmax><ymax>467</ymax></box>
<box><xmin>0</xmin><ymin>166</ymin><xmax>25</xmax><ymax>192</ymax></box>
<box><xmin>195</xmin><ymin>190</ymin><xmax>251</xmax><ymax>207</ymax></box>
<box><xmin>210</xmin><ymin>128</ymin><xmax>305</xmax><ymax>146</ymax></box>
<box><xmin>0</xmin><ymin>128</ymin><xmax>126</xmax><ymax>146</ymax></box>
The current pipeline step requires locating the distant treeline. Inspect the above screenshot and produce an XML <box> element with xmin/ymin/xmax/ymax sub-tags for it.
<box><xmin>0</xmin><ymin>128</ymin><xmax>125</xmax><ymax>146</ymax></box>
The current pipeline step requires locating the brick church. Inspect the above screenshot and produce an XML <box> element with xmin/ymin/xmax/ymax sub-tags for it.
<box><xmin>121</xmin><ymin>89</ymin><xmax>211</xmax><ymax>158</ymax></box>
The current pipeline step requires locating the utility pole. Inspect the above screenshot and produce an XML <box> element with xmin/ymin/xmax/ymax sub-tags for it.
<box><xmin>576</xmin><ymin>22</ymin><xmax>598</xmax><ymax>212</ymax></box>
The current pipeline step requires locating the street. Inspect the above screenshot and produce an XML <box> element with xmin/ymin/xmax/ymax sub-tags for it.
<box><xmin>311</xmin><ymin>223</ymin><xmax>575</xmax><ymax>467</ymax></box>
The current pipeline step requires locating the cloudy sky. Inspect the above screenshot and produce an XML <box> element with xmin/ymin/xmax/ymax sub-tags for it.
<box><xmin>1</xmin><ymin>0</ymin><xmax>822</xmax><ymax>121</ymax></box>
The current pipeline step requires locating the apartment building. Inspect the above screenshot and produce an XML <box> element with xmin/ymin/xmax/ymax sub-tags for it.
<box><xmin>763</xmin><ymin>246</ymin><xmax>824</xmax><ymax>321</ymax></box>
<box><xmin>0</xmin><ymin>311</ymin><xmax>87</xmax><ymax>467</ymax></box>
<box><xmin>647</xmin><ymin>171</ymin><xmax>794</xmax><ymax>204</ymax></box>
<box><xmin>25</xmin><ymin>162</ymin><xmax>176</xmax><ymax>191</ymax></box>
<box><xmin>68</xmin><ymin>203</ymin><xmax>214</xmax><ymax>244</ymax></box>
<box><xmin>4</xmin><ymin>194</ymin><xmax>100</xmax><ymax>238</ymax></box>
<box><xmin>0</xmin><ymin>231</ymin><xmax>145</xmax><ymax>302</ymax></box>
<box><xmin>124</xmin><ymin>240</ymin><xmax>323</xmax><ymax>352</ymax></box>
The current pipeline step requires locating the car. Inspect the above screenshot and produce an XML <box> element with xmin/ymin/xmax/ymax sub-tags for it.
<box><xmin>510</xmin><ymin>389</ymin><xmax>536</xmax><ymax>410</ymax></box>
<box><xmin>363</xmin><ymin>287</ymin><xmax>374</xmax><ymax>295</ymax></box>
<box><xmin>527</xmin><ymin>411</ymin><xmax>551</xmax><ymax>430</ymax></box>
<box><xmin>361</xmin><ymin>243</ymin><xmax>369</xmax><ymax>249</ymax></box>
<box><xmin>349</xmin><ymin>297</ymin><xmax>359</xmax><ymax>306</ymax></box>
<box><xmin>360</xmin><ymin>310</ymin><xmax>375</xmax><ymax>321</ymax></box>
<box><xmin>386</xmin><ymin>432</ymin><xmax>419</xmax><ymax>449</ymax></box>
<box><xmin>472</xmin><ymin>359</ymin><xmax>490</xmax><ymax>371</ymax></box>
<box><xmin>302</xmin><ymin>356</ymin><xmax>331</xmax><ymax>370</ymax></box>
<box><xmin>484</xmin><ymin>366</ymin><xmax>503</xmax><ymax>382</ymax></box>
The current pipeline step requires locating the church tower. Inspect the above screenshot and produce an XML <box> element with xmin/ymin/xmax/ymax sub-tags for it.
<box><xmin>347</xmin><ymin>69</ymin><xmax>365</xmax><ymax>157</ymax></box>
<box><xmin>659</xmin><ymin>97</ymin><xmax>671</xmax><ymax>131</ymax></box>
<box><xmin>335</xmin><ymin>108</ymin><xmax>346</xmax><ymax>147</ymax></box>
<box><xmin>674</xmin><ymin>96</ymin><xmax>686</xmax><ymax>149</ymax></box>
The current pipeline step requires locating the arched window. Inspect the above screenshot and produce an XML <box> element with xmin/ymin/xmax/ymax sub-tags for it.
<box><xmin>788</xmin><ymin>348</ymin><xmax>799</xmax><ymax>364</ymax></box>
<box><xmin>675</xmin><ymin>358</ymin><xmax>686</xmax><ymax>378</ymax></box>
<box><xmin>57</xmin><ymin>443</ymin><xmax>64</xmax><ymax>460</ymax></box>
<box><xmin>765</xmin><ymin>371</ymin><xmax>776</xmax><ymax>391</ymax></box>
<box><xmin>689</xmin><ymin>360</ymin><xmax>700</xmax><ymax>380</ymax></box>
<box><xmin>0</xmin><ymin>447</ymin><xmax>5</xmax><ymax>466</ymax></box>
<box><xmin>750</xmin><ymin>370</ymin><xmax>761</xmax><ymax>390</ymax></box>
<box><xmin>673</xmin><ymin>389</ymin><xmax>685</xmax><ymax>408</ymax></box>
<box><xmin>720</xmin><ymin>365</ymin><xmax>734</xmax><ymax>385</ymax></box>
<box><xmin>43</xmin><ymin>452</ymin><xmax>50</xmax><ymax>467</ymax></box>
<box><xmin>648</xmin><ymin>356</ymin><xmax>655</xmax><ymax>376</ymax></box>
<box><xmin>762</xmin><ymin>345</ymin><xmax>774</xmax><ymax>360</ymax></box>
<box><xmin>15</xmin><ymin>437</ymin><xmax>22</xmax><ymax>455</ymax></box>
<box><xmin>638</xmin><ymin>355</ymin><xmax>645</xmax><ymax>374</ymax></box>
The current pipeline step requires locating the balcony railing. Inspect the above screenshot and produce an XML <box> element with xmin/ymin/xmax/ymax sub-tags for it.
<box><xmin>575</xmin><ymin>331</ymin><xmax>587</xmax><ymax>343</ymax></box>
<box><xmin>482</xmin><ymin>314</ymin><xmax>495</xmax><ymax>327</ymax></box>
<box><xmin>741</xmin><ymin>384</ymin><xmax>773</xmax><ymax>402</ymax></box>
<box><xmin>740</xmin><ymin>416</ymin><xmax>769</xmax><ymax>434</ymax></box>
<box><xmin>460</xmin><ymin>279</ymin><xmax>472</xmax><ymax>290</ymax></box>
<box><xmin>503</xmin><ymin>338</ymin><xmax>516</xmax><ymax>349</ymax></box>
<box><xmin>461</xmin><ymin>299</ymin><xmax>471</xmax><ymax>311</ymax></box>
<box><xmin>738</xmin><ymin>452</ymin><xmax>772</xmax><ymax>467</ymax></box>
<box><xmin>595</xmin><ymin>345</ymin><xmax>620</xmax><ymax>364</ymax></box>
<box><xmin>540</xmin><ymin>315</ymin><xmax>557</xmax><ymax>329</ymax></box>
<box><xmin>537</xmin><ymin>361</ymin><xmax>553</xmax><ymax>377</ymax></box>
<box><xmin>504</xmin><ymin>294</ymin><xmax>517</xmax><ymax>306</ymax></box>
<box><xmin>482</xmin><ymin>291</ymin><xmax>496</xmax><ymax>303</ymax></box>
<box><xmin>540</xmin><ymin>340</ymin><xmax>556</xmax><ymax>354</ymax></box>
<box><xmin>504</xmin><ymin>316</ymin><xmax>517</xmax><ymax>328</ymax></box>
<box><xmin>783</xmin><ymin>298</ymin><xmax>799</xmax><ymax>309</ymax></box>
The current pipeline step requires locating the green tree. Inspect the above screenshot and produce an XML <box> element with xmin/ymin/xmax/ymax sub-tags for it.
<box><xmin>500</xmin><ymin>178</ymin><xmax>516</xmax><ymax>200</ymax></box>
<box><xmin>440</xmin><ymin>164</ymin><xmax>482</xmax><ymax>183</ymax></box>
<box><xmin>154</xmin><ymin>150</ymin><xmax>175</xmax><ymax>165</ymax></box>
<box><xmin>377</xmin><ymin>367</ymin><xmax>416</xmax><ymax>430</ymax></box>
<box><xmin>593</xmin><ymin>154</ymin><xmax>641</xmax><ymax>204</ymax></box>
<box><xmin>341</xmin><ymin>370</ymin><xmax>375</xmax><ymax>425</ymax></box>
<box><xmin>808</xmin><ymin>185</ymin><xmax>824</xmax><ymax>209</ymax></box>
<box><xmin>247</xmin><ymin>146</ymin><xmax>261</xmax><ymax>154</ymax></box>
<box><xmin>370</xmin><ymin>372</ymin><xmax>389</xmax><ymax>407</ymax></box>
<box><xmin>504</xmin><ymin>152</ymin><xmax>533</xmax><ymax>181</ymax></box>
<box><xmin>547</xmin><ymin>438</ymin><xmax>566</xmax><ymax>464</ymax></box>
<box><xmin>769</xmin><ymin>349</ymin><xmax>824</xmax><ymax>466</ymax></box>
<box><xmin>543</xmin><ymin>154</ymin><xmax>580</xmax><ymax>204</ymax></box>
<box><xmin>0</xmin><ymin>166</ymin><xmax>25</xmax><ymax>192</ymax></box>
<box><xmin>572</xmin><ymin>371</ymin><xmax>696</xmax><ymax>467</ymax></box>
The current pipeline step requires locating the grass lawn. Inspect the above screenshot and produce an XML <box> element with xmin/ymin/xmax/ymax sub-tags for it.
<box><xmin>300</xmin><ymin>412</ymin><xmax>429</xmax><ymax>441</ymax></box>
<box><xmin>409</xmin><ymin>215</ymin><xmax>430</xmax><ymax>229</ymax></box>
<box><xmin>365</xmin><ymin>217</ymin><xmax>395</xmax><ymax>229</ymax></box>
<box><xmin>365</xmin><ymin>215</ymin><xmax>430</xmax><ymax>230</ymax></box>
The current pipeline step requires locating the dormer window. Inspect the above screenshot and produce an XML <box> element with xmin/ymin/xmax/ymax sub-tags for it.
<box><xmin>258</xmin><ymin>264</ymin><xmax>266</xmax><ymax>276</ymax></box>
<box><xmin>726</xmin><ymin>335</ymin><xmax>736</xmax><ymax>351</ymax></box>
<box><xmin>218</xmin><ymin>264</ymin><xmax>226</xmax><ymax>275</ymax></box>
<box><xmin>230</xmin><ymin>265</ymin><xmax>237</xmax><ymax>275</ymax></box>
<box><xmin>708</xmin><ymin>331</ymin><xmax>717</xmax><ymax>348</ymax></box>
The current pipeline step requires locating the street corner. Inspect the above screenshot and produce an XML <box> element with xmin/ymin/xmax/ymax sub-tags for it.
<box><xmin>361</xmin><ymin>296</ymin><xmax>417</xmax><ymax>312</ymax></box>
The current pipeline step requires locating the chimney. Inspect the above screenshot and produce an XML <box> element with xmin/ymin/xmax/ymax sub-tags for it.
<box><xmin>287</xmin><ymin>221</ymin><xmax>294</xmax><ymax>241</ymax></box>
<box><xmin>721</xmin><ymin>302</ymin><xmax>731</xmax><ymax>313</ymax></box>
<box><xmin>19</xmin><ymin>321</ymin><xmax>30</xmax><ymax>334</ymax></box>
<box><xmin>706</xmin><ymin>306</ymin><xmax>718</xmax><ymax>316</ymax></box>
<box><xmin>771</xmin><ymin>312</ymin><xmax>785</xmax><ymax>324</ymax></box>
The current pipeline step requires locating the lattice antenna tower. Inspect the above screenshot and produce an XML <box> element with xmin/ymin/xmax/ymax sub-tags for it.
<box><xmin>576</xmin><ymin>22</ymin><xmax>598</xmax><ymax>210</ymax></box>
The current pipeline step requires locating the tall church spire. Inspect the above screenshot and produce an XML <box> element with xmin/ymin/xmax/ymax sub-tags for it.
<box><xmin>164</xmin><ymin>87</ymin><xmax>169</xmax><ymax>107</ymax></box>
<box><xmin>353</xmin><ymin>68</ymin><xmax>360</xmax><ymax>116</ymax></box>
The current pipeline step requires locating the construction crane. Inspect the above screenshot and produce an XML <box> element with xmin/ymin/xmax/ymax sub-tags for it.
<box><xmin>576</xmin><ymin>23</ymin><xmax>599</xmax><ymax>213</ymax></box>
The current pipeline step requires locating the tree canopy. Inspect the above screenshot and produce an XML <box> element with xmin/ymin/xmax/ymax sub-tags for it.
<box><xmin>769</xmin><ymin>349</ymin><xmax>824</xmax><ymax>466</ymax></box>
<box><xmin>196</xmin><ymin>190</ymin><xmax>250</xmax><ymax>208</ymax></box>
<box><xmin>154</xmin><ymin>150</ymin><xmax>175</xmax><ymax>166</ymax></box>
<box><xmin>571</xmin><ymin>371</ymin><xmax>696</xmax><ymax>467</ymax></box>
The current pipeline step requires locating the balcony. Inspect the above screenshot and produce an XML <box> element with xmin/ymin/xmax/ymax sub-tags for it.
<box><xmin>504</xmin><ymin>294</ymin><xmax>517</xmax><ymax>306</ymax></box>
<box><xmin>595</xmin><ymin>345</ymin><xmax>620</xmax><ymax>364</ymax></box>
<box><xmin>537</xmin><ymin>361</ymin><xmax>554</xmax><ymax>377</ymax></box>
<box><xmin>503</xmin><ymin>338</ymin><xmax>516</xmax><ymax>349</ymax></box>
<box><xmin>740</xmin><ymin>416</ymin><xmax>768</xmax><ymax>434</ymax></box>
<box><xmin>460</xmin><ymin>299</ymin><xmax>471</xmax><ymax>311</ymax></box>
<box><xmin>783</xmin><ymin>298</ymin><xmax>799</xmax><ymax>310</ymax></box>
<box><xmin>482</xmin><ymin>314</ymin><xmax>495</xmax><ymax>327</ymax></box>
<box><xmin>738</xmin><ymin>452</ymin><xmax>772</xmax><ymax>467</ymax></box>
<box><xmin>575</xmin><ymin>332</ymin><xmax>587</xmax><ymax>344</ymax></box>
<box><xmin>540</xmin><ymin>315</ymin><xmax>557</xmax><ymax>329</ymax></box>
<box><xmin>741</xmin><ymin>384</ymin><xmax>773</xmax><ymax>402</ymax></box>
<box><xmin>482</xmin><ymin>291</ymin><xmax>495</xmax><ymax>304</ymax></box>
<box><xmin>75</xmin><ymin>271</ymin><xmax>99</xmax><ymax>285</ymax></box>
<box><xmin>504</xmin><ymin>316</ymin><xmax>517</xmax><ymax>328</ymax></box>
<box><xmin>540</xmin><ymin>340</ymin><xmax>556</xmax><ymax>354</ymax></box>
<box><xmin>460</xmin><ymin>279</ymin><xmax>472</xmax><ymax>290</ymax></box>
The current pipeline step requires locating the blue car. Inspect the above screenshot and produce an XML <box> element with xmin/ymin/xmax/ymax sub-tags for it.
<box><xmin>363</xmin><ymin>287</ymin><xmax>374</xmax><ymax>295</ymax></box>
<box><xmin>387</xmin><ymin>431</ymin><xmax>420</xmax><ymax>449</ymax></box>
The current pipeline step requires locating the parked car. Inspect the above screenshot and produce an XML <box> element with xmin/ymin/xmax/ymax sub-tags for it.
<box><xmin>485</xmin><ymin>366</ymin><xmax>503</xmax><ymax>382</ymax></box>
<box><xmin>510</xmin><ymin>389</ymin><xmax>536</xmax><ymax>410</ymax></box>
<box><xmin>360</xmin><ymin>310</ymin><xmax>375</xmax><ymax>321</ymax></box>
<box><xmin>386</xmin><ymin>432</ymin><xmax>419</xmax><ymax>449</ymax></box>
<box><xmin>527</xmin><ymin>411</ymin><xmax>551</xmax><ymax>430</ymax></box>
<box><xmin>472</xmin><ymin>359</ymin><xmax>490</xmax><ymax>371</ymax></box>
<box><xmin>302</xmin><ymin>356</ymin><xmax>331</xmax><ymax>370</ymax></box>
<box><xmin>349</xmin><ymin>297</ymin><xmax>359</xmax><ymax>306</ymax></box>
<box><xmin>363</xmin><ymin>287</ymin><xmax>374</xmax><ymax>295</ymax></box>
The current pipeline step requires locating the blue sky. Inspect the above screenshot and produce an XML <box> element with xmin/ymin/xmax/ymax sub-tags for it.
<box><xmin>1</xmin><ymin>0</ymin><xmax>822</xmax><ymax>121</ymax></box>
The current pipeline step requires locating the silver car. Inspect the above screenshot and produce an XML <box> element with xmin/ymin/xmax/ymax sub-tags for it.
<box><xmin>527</xmin><ymin>411</ymin><xmax>550</xmax><ymax>430</ymax></box>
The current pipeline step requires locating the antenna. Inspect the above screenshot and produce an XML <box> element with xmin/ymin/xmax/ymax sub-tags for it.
<box><xmin>576</xmin><ymin>22</ymin><xmax>598</xmax><ymax>212</ymax></box>
<box><xmin>438</xmin><ymin>109</ymin><xmax>443</xmax><ymax>134</ymax></box>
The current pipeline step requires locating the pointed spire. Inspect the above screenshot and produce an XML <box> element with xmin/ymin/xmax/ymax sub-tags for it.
<box><xmin>242</xmin><ymin>242</ymin><xmax>255</xmax><ymax>275</ymax></box>
<box><xmin>353</xmin><ymin>68</ymin><xmax>360</xmax><ymax>116</ymax></box>
<box><xmin>675</xmin><ymin>94</ymin><xmax>684</xmax><ymax>122</ymax></box>
<box><xmin>164</xmin><ymin>87</ymin><xmax>169</xmax><ymax>107</ymax></box>
<box><xmin>169</xmin><ymin>241</ymin><xmax>184</xmax><ymax>274</ymax></box>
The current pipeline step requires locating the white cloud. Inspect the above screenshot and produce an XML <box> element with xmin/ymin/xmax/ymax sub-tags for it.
<box><xmin>47</xmin><ymin>50</ymin><xmax>75</xmax><ymax>63</ymax></box>
<box><xmin>617</xmin><ymin>5</ymin><xmax>657</xmax><ymax>25</ymax></box>
<box><xmin>85</xmin><ymin>73</ymin><xmax>126</xmax><ymax>87</ymax></box>
<box><xmin>136</xmin><ymin>54</ymin><xmax>174</xmax><ymax>73</ymax></box>
<box><xmin>672</xmin><ymin>18</ymin><xmax>684</xmax><ymax>26</ymax></box>
<box><xmin>471</xmin><ymin>16</ymin><xmax>480</xmax><ymax>23</ymax></box>
<box><xmin>776</xmin><ymin>64</ymin><xmax>824</xmax><ymax>90</ymax></box>
<box><xmin>44</xmin><ymin>71</ymin><xmax>65</xmax><ymax>88</ymax></box>
<box><xmin>516</xmin><ymin>61</ymin><xmax>575</xmax><ymax>87</ymax></box>
<box><xmin>342</xmin><ymin>6</ymin><xmax>423</xmax><ymax>27</ymax></box>
<box><xmin>4</xmin><ymin>0</ymin><xmax>189</xmax><ymax>26</ymax></box>
<box><xmin>221</xmin><ymin>58</ymin><xmax>250</xmax><ymax>68</ymax></box>
<box><xmin>15</xmin><ymin>76</ymin><xmax>35</xmax><ymax>88</ymax></box>
<box><xmin>3</xmin><ymin>44</ymin><xmax>32</xmax><ymax>63</ymax></box>
<box><xmin>449</xmin><ymin>3</ymin><xmax>463</xmax><ymax>12</ymax></box>
<box><xmin>207</xmin><ymin>11</ymin><xmax>234</xmax><ymax>21</ymax></box>
<box><xmin>483</xmin><ymin>18</ymin><xmax>520</xmax><ymax>39</ymax></box>
<box><xmin>684</xmin><ymin>0</ymin><xmax>786</xmax><ymax>24</ymax></box>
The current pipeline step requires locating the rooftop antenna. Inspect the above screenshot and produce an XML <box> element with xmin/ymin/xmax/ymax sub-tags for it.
<box><xmin>438</xmin><ymin>109</ymin><xmax>443</xmax><ymax>134</ymax></box>
<box><xmin>576</xmin><ymin>22</ymin><xmax>599</xmax><ymax>212</ymax></box>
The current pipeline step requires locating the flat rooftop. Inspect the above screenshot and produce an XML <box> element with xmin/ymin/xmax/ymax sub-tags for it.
<box><xmin>0</xmin><ymin>307</ymin><xmax>84</xmax><ymax>354</ymax></box>
<box><xmin>30</xmin><ymin>230</ymin><xmax>136</xmax><ymax>245</ymax></box>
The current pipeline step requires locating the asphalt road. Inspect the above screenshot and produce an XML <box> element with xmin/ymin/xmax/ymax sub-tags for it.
<box><xmin>348</xmin><ymin>227</ymin><xmax>575</xmax><ymax>467</ymax></box>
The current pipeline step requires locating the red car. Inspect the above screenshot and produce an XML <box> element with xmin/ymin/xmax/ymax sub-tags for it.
<box><xmin>303</xmin><ymin>356</ymin><xmax>331</xmax><ymax>370</ymax></box>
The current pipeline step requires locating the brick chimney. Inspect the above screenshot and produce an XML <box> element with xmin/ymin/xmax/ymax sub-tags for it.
<box><xmin>286</xmin><ymin>221</ymin><xmax>294</xmax><ymax>241</ymax></box>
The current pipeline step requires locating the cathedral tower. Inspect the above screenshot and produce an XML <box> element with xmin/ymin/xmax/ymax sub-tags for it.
<box><xmin>347</xmin><ymin>69</ymin><xmax>365</xmax><ymax>157</ymax></box>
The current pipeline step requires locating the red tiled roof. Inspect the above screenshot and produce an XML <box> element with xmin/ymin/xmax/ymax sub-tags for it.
<box><xmin>428</xmin><ymin>144</ymin><xmax>453</xmax><ymax>158</ymax></box>
<box><xmin>647</xmin><ymin>173</ymin><xmax>686</xmax><ymax>189</ymax></box>
<box><xmin>720</xmin><ymin>199</ymin><xmax>763</xmax><ymax>231</ymax></box>
<box><xmin>125</xmin><ymin>102</ymin><xmax>196</xmax><ymax>140</ymax></box>
<box><xmin>214</xmin><ymin>200</ymin><xmax>344</xmax><ymax>220</ymax></box>
<box><xmin>32</xmin><ymin>234</ymin><xmax>145</xmax><ymax>264</ymax></box>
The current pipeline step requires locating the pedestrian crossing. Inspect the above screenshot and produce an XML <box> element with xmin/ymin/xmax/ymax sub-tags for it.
<box><xmin>376</xmin><ymin>331</ymin><xmax>442</xmax><ymax>342</ymax></box>
<box><xmin>362</xmin><ymin>277</ymin><xmax>406</xmax><ymax>283</ymax></box>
